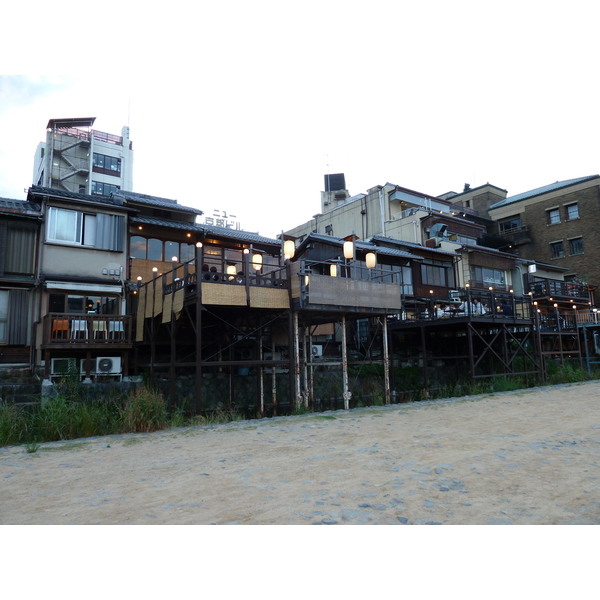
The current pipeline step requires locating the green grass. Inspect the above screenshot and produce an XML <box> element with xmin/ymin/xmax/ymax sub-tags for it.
<box><xmin>2</xmin><ymin>362</ymin><xmax>599</xmax><ymax>448</ymax></box>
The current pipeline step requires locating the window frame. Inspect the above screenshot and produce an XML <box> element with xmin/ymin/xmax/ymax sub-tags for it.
<box><xmin>547</xmin><ymin>208</ymin><xmax>561</xmax><ymax>225</ymax></box>
<box><xmin>550</xmin><ymin>240</ymin><xmax>565</xmax><ymax>259</ymax></box>
<box><xmin>569</xmin><ymin>237</ymin><xmax>583</xmax><ymax>255</ymax></box>
<box><xmin>566</xmin><ymin>203</ymin><xmax>579</xmax><ymax>220</ymax></box>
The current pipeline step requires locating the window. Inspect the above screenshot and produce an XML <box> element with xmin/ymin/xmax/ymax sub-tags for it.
<box><xmin>49</xmin><ymin>293</ymin><xmax>119</xmax><ymax>315</ymax></box>
<box><xmin>93</xmin><ymin>153</ymin><xmax>121</xmax><ymax>176</ymax></box>
<box><xmin>470</xmin><ymin>266</ymin><xmax>507</xmax><ymax>288</ymax></box>
<box><xmin>0</xmin><ymin>221</ymin><xmax>36</xmax><ymax>275</ymax></box>
<box><xmin>130</xmin><ymin>236</ymin><xmax>147</xmax><ymax>259</ymax></box>
<box><xmin>0</xmin><ymin>289</ymin><xmax>28</xmax><ymax>344</ymax></box>
<box><xmin>164</xmin><ymin>241</ymin><xmax>179</xmax><ymax>261</ymax></box>
<box><xmin>47</xmin><ymin>207</ymin><xmax>124</xmax><ymax>251</ymax></box>
<box><xmin>499</xmin><ymin>216</ymin><xmax>521</xmax><ymax>233</ymax></box>
<box><xmin>566</xmin><ymin>204</ymin><xmax>579</xmax><ymax>220</ymax></box>
<box><xmin>147</xmin><ymin>238</ymin><xmax>163</xmax><ymax>261</ymax></box>
<box><xmin>180</xmin><ymin>243</ymin><xmax>195</xmax><ymax>262</ymax></box>
<box><xmin>547</xmin><ymin>208</ymin><xmax>560</xmax><ymax>225</ymax></box>
<box><xmin>0</xmin><ymin>290</ymin><xmax>7</xmax><ymax>343</ymax></box>
<box><xmin>421</xmin><ymin>261</ymin><xmax>455</xmax><ymax>288</ymax></box>
<box><xmin>91</xmin><ymin>181</ymin><xmax>120</xmax><ymax>196</ymax></box>
<box><xmin>569</xmin><ymin>237</ymin><xmax>583</xmax><ymax>255</ymax></box>
<box><xmin>550</xmin><ymin>241</ymin><xmax>565</xmax><ymax>258</ymax></box>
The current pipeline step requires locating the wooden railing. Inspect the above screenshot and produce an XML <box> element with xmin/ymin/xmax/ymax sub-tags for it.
<box><xmin>43</xmin><ymin>313</ymin><xmax>132</xmax><ymax>345</ymax></box>
<box><xmin>530</xmin><ymin>277</ymin><xmax>589</xmax><ymax>300</ymax></box>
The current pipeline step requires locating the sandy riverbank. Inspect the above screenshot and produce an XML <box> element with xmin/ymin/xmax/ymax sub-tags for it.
<box><xmin>2</xmin><ymin>381</ymin><xmax>599</xmax><ymax>525</ymax></box>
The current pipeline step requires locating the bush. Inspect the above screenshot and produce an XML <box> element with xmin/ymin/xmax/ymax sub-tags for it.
<box><xmin>121</xmin><ymin>385</ymin><xmax>168</xmax><ymax>433</ymax></box>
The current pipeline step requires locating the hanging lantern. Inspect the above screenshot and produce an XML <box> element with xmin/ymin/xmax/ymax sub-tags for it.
<box><xmin>252</xmin><ymin>253</ymin><xmax>262</xmax><ymax>270</ymax></box>
<box><xmin>366</xmin><ymin>252</ymin><xmax>377</xmax><ymax>269</ymax></box>
<box><xmin>283</xmin><ymin>240</ymin><xmax>295</xmax><ymax>259</ymax></box>
<box><xmin>226</xmin><ymin>264</ymin><xmax>236</xmax><ymax>281</ymax></box>
<box><xmin>330</xmin><ymin>264</ymin><xmax>337</xmax><ymax>277</ymax></box>
<box><xmin>343</xmin><ymin>240</ymin><xmax>354</xmax><ymax>259</ymax></box>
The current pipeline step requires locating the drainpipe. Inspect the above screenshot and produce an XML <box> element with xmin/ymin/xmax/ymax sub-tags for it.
<box><xmin>379</xmin><ymin>189</ymin><xmax>386</xmax><ymax>237</ymax></box>
<box><xmin>411</xmin><ymin>220</ymin><xmax>418</xmax><ymax>243</ymax></box>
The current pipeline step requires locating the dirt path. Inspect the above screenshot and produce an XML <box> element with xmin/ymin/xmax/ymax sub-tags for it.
<box><xmin>2</xmin><ymin>381</ymin><xmax>600</xmax><ymax>525</ymax></box>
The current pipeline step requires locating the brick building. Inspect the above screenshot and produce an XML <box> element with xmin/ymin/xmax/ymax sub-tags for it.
<box><xmin>487</xmin><ymin>175</ymin><xmax>600</xmax><ymax>288</ymax></box>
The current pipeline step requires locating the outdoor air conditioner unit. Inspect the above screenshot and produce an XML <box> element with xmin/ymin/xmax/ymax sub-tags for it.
<box><xmin>50</xmin><ymin>357</ymin><xmax>77</xmax><ymax>376</ymax></box>
<box><xmin>312</xmin><ymin>345</ymin><xmax>323</xmax><ymax>357</ymax></box>
<box><xmin>96</xmin><ymin>357</ymin><xmax>122</xmax><ymax>375</ymax></box>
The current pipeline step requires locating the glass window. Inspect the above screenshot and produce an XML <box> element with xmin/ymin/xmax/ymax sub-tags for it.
<box><xmin>83</xmin><ymin>214</ymin><xmax>96</xmax><ymax>246</ymax></box>
<box><xmin>547</xmin><ymin>209</ymin><xmax>560</xmax><ymax>225</ymax></box>
<box><xmin>130</xmin><ymin>236</ymin><xmax>147</xmax><ymax>259</ymax></box>
<box><xmin>499</xmin><ymin>216</ymin><xmax>521</xmax><ymax>233</ymax></box>
<box><xmin>569</xmin><ymin>238</ymin><xmax>583</xmax><ymax>255</ymax></box>
<box><xmin>566</xmin><ymin>204</ymin><xmax>579</xmax><ymax>220</ymax></box>
<box><xmin>165</xmin><ymin>241</ymin><xmax>179</xmax><ymax>261</ymax></box>
<box><xmin>551</xmin><ymin>241</ymin><xmax>564</xmax><ymax>258</ymax></box>
<box><xmin>147</xmin><ymin>238</ymin><xmax>163</xmax><ymax>261</ymax></box>
<box><xmin>67</xmin><ymin>296</ymin><xmax>84</xmax><ymax>313</ymax></box>
<box><xmin>180</xmin><ymin>243</ymin><xmax>195</xmax><ymax>263</ymax></box>
<box><xmin>0</xmin><ymin>290</ymin><xmax>8</xmax><ymax>343</ymax></box>
<box><xmin>91</xmin><ymin>181</ymin><xmax>120</xmax><ymax>196</ymax></box>
<box><xmin>47</xmin><ymin>207</ymin><xmax>82</xmax><ymax>243</ymax></box>
<box><xmin>49</xmin><ymin>294</ymin><xmax>65</xmax><ymax>313</ymax></box>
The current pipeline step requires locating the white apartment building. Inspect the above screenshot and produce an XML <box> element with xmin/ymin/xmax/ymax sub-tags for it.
<box><xmin>33</xmin><ymin>117</ymin><xmax>133</xmax><ymax>196</ymax></box>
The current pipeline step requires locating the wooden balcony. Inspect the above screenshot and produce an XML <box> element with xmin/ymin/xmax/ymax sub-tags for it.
<box><xmin>43</xmin><ymin>313</ymin><xmax>132</xmax><ymax>349</ymax></box>
<box><xmin>290</xmin><ymin>261</ymin><xmax>402</xmax><ymax>314</ymax></box>
<box><xmin>529</xmin><ymin>277</ymin><xmax>590</xmax><ymax>302</ymax></box>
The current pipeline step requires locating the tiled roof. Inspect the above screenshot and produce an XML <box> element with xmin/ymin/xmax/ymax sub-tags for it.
<box><xmin>113</xmin><ymin>190</ymin><xmax>203</xmax><ymax>215</ymax></box>
<box><xmin>369</xmin><ymin>234</ymin><xmax>458</xmax><ymax>257</ymax></box>
<box><xmin>0</xmin><ymin>198</ymin><xmax>42</xmax><ymax>215</ymax></box>
<box><xmin>489</xmin><ymin>175</ymin><xmax>600</xmax><ymax>210</ymax></box>
<box><xmin>130</xmin><ymin>215</ymin><xmax>197</xmax><ymax>231</ymax></box>
<box><xmin>200</xmin><ymin>223</ymin><xmax>280</xmax><ymax>245</ymax></box>
<box><xmin>131</xmin><ymin>215</ymin><xmax>280</xmax><ymax>245</ymax></box>
<box><xmin>297</xmin><ymin>232</ymin><xmax>421</xmax><ymax>260</ymax></box>
<box><xmin>28</xmin><ymin>185</ymin><xmax>126</xmax><ymax>208</ymax></box>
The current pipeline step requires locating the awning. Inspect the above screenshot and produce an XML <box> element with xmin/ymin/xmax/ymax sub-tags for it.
<box><xmin>44</xmin><ymin>281</ymin><xmax>122</xmax><ymax>294</ymax></box>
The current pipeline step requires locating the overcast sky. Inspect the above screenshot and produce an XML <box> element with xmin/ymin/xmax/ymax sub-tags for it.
<box><xmin>1</xmin><ymin>1</ymin><xmax>598</xmax><ymax>239</ymax></box>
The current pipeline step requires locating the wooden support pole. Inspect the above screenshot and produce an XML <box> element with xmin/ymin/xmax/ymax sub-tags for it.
<box><xmin>342</xmin><ymin>313</ymin><xmax>351</xmax><ymax>410</ymax></box>
<box><xmin>302</xmin><ymin>324</ymin><xmax>308</xmax><ymax>409</ymax></box>
<box><xmin>195</xmin><ymin>242</ymin><xmax>203</xmax><ymax>414</ymax></box>
<box><xmin>383</xmin><ymin>315</ymin><xmax>390</xmax><ymax>405</ymax></box>
<box><xmin>294</xmin><ymin>312</ymin><xmax>302</xmax><ymax>409</ymax></box>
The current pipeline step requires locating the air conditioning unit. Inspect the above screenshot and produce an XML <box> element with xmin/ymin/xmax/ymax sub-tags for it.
<box><xmin>96</xmin><ymin>357</ymin><xmax>122</xmax><ymax>375</ymax></box>
<box><xmin>312</xmin><ymin>345</ymin><xmax>323</xmax><ymax>357</ymax></box>
<box><xmin>80</xmin><ymin>358</ymin><xmax>98</xmax><ymax>375</ymax></box>
<box><xmin>51</xmin><ymin>357</ymin><xmax>76</xmax><ymax>376</ymax></box>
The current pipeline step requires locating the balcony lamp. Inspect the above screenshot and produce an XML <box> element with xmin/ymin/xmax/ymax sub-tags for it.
<box><xmin>137</xmin><ymin>276</ymin><xmax>142</xmax><ymax>282</ymax></box>
<box><xmin>171</xmin><ymin>256</ymin><xmax>178</xmax><ymax>262</ymax></box>
<box><xmin>283</xmin><ymin>240</ymin><xmax>295</xmax><ymax>260</ymax></box>
<box><xmin>196</xmin><ymin>242</ymin><xmax>203</xmax><ymax>248</ymax></box>
<box><xmin>366</xmin><ymin>252</ymin><xmax>377</xmax><ymax>269</ymax></box>
<box><xmin>330</xmin><ymin>264</ymin><xmax>337</xmax><ymax>277</ymax></box>
<box><xmin>252</xmin><ymin>254</ymin><xmax>262</xmax><ymax>270</ymax></box>
<box><xmin>343</xmin><ymin>240</ymin><xmax>354</xmax><ymax>260</ymax></box>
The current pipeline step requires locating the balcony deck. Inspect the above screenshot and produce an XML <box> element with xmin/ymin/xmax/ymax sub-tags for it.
<box><xmin>43</xmin><ymin>314</ymin><xmax>132</xmax><ymax>349</ymax></box>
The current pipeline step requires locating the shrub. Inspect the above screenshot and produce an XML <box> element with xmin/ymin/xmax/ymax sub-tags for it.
<box><xmin>121</xmin><ymin>385</ymin><xmax>168</xmax><ymax>433</ymax></box>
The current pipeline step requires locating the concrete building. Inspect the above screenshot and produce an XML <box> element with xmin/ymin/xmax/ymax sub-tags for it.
<box><xmin>33</xmin><ymin>117</ymin><xmax>133</xmax><ymax>196</ymax></box>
